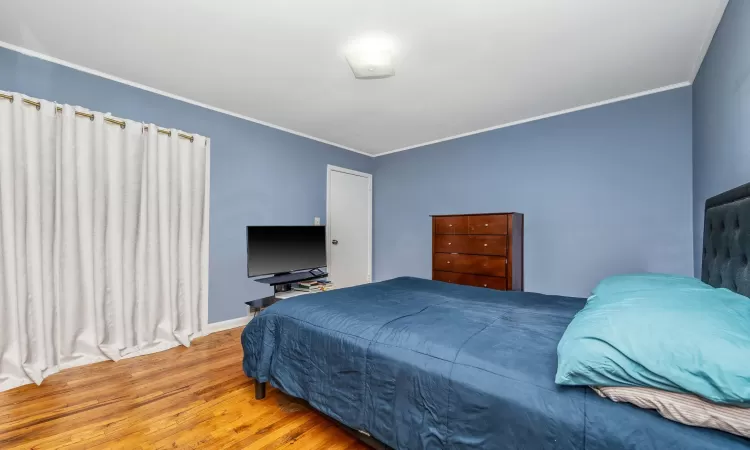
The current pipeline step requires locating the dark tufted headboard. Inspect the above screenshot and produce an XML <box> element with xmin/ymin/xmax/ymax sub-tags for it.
<box><xmin>702</xmin><ymin>182</ymin><xmax>750</xmax><ymax>296</ymax></box>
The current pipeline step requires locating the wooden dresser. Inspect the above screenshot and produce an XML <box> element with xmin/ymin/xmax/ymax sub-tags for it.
<box><xmin>431</xmin><ymin>213</ymin><xmax>523</xmax><ymax>291</ymax></box>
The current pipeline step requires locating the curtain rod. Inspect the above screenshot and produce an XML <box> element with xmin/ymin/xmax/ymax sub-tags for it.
<box><xmin>0</xmin><ymin>93</ymin><xmax>195</xmax><ymax>142</ymax></box>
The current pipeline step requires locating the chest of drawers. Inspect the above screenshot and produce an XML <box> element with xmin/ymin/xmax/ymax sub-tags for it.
<box><xmin>431</xmin><ymin>213</ymin><xmax>523</xmax><ymax>291</ymax></box>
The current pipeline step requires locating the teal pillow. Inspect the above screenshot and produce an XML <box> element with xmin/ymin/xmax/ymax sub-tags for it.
<box><xmin>556</xmin><ymin>286</ymin><xmax>750</xmax><ymax>405</ymax></box>
<box><xmin>591</xmin><ymin>273</ymin><xmax>711</xmax><ymax>297</ymax></box>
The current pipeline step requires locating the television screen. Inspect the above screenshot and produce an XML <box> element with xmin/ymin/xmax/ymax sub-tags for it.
<box><xmin>246</xmin><ymin>226</ymin><xmax>327</xmax><ymax>277</ymax></box>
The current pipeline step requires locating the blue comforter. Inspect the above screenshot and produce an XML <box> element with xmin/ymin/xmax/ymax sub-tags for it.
<box><xmin>242</xmin><ymin>277</ymin><xmax>749</xmax><ymax>449</ymax></box>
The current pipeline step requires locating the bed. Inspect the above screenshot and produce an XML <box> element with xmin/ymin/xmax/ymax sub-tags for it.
<box><xmin>241</xmin><ymin>183</ymin><xmax>750</xmax><ymax>449</ymax></box>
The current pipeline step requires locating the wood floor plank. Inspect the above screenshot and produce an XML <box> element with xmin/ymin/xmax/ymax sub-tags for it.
<box><xmin>0</xmin><ymin>327</ymin><xmax>367</xmax><ymax>450</ymax></box>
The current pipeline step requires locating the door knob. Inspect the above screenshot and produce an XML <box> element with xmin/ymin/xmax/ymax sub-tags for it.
<box><xmin>332</xmin><ymin>240</ymin><xmax>339</xmax><ymax>245</ymax></box>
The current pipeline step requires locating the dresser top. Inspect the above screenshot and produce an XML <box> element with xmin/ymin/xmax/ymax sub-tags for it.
<box><xmin>430</xmin><ymin>212</ymin><xmax>521</xmax><ymax>217</ymax></box>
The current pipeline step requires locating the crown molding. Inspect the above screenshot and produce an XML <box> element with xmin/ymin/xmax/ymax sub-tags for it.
<box><xmin>1</xmin><ymin>41</ymin><xmax>697</xmax><ymax>159</ymax></box>
<box><xmin>373</xmin><ymin>82</ymin><xmax>691</xmax><ymax>157</ymax></box>
<box><xmin>688</xmin><ymin>0</ymin><xmax>728</xmax><ymax>82</ymax></box>
<box><xmin>0</xmin><ymin>41</ymin><xmax>373</xmax><ymax>157</ymax></box>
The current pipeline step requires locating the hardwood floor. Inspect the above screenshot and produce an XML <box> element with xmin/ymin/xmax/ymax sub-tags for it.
<box><xmin>0</xmin><ymin>327</ymin><xmax>368</xmax><ymax>450</ymax></box>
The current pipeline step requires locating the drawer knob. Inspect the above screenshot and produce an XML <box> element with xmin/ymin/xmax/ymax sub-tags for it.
<box><xmin>448</xmin><ymin>242</ymin><xmax>452</xmax><ymax>245</ymax></box>
<box><xmin>485</xmin><ymin>223</ymin><xmax>489</xmax><ymax>227</ymax></box>
<box><xmin>483</xmin><ymin>284</ymin><xmax>488</xmax><ymax>287</ymax></box>
<box><xmin>449</xmin><ymin>224</ymin><xmax>453</xmax><ymax>227</ymax></box>
<box><xmin>447</xmin><ymin>261</ymin><xmax>451</xmax><ymax>264</ymax></box>
<box><xmin>484</xmin><ymin>243</ymin><xmax>488</xmax><ymax>247</ymax></box>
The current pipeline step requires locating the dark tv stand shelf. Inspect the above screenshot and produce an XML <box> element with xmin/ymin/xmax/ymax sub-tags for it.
<box><xmin>254</xmin><ymin>270</ymin><xmax>328</xmax><ymax>293</ymax></box>
<box><xmin>255</xmin><ymin>270</ymin><xmax>328</xmax><ymax>286</ymax></box>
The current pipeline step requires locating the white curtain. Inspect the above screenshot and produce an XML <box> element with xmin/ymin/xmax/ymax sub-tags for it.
<box><xmin>0</xmin><ymin>93</ymin><xmax>210</xmax><ymax>392</ymax></box>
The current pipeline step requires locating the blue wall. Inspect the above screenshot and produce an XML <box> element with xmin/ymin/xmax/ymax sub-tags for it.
<box><xmin>373</xmin><ymin>88</ymin><xmax>694</xmax><ymax>298</ymax></box>
<box><xmin>692</xmin><ymin>0</ymin><xmax>750</xmax><ymax>276</ymax></box>
<box><xmin>0</xmin><ymin>42</ymin><xmax>701</xmax><ymax>315</ymax></box>
<box><xmin>0</xmin><ymin>47</ymin><xmax>374</xmax><ymax>323</ymax></box>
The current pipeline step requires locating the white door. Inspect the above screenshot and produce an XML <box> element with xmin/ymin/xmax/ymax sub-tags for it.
<box><xmin>327</xmin><ymin>165</ymin><xmax>372</xmax><ymax>288</ymax></box>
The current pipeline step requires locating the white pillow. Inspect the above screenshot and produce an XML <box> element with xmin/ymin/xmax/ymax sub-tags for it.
<box><xmin>593</xmin><ymin>386</ymin><xmax>750</xmax><ymax>439</ymax></box>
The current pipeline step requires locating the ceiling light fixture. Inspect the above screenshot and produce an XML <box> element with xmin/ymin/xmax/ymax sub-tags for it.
<box><xmin>344</xmin><ymin>33</ymin><xmax>396</xmax><ymax>80</ymax></box>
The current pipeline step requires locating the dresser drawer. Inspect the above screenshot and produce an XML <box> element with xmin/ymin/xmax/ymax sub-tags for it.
<box><xmin>434</xmin><ymin>216</ymin><xmax>468</xmax><ymax>234</ymax></box>
<box><xmin>435</xmin><ymin>235</ymin><xmax>507</xmax><ymax>255</ymax></box>
<box><xmin>433</xmin><ymin>270</ymin><xmax>465</xmax><ymax>284</ymax></box>
<box><xmin>467</xmin><ymin>274</ymin><xmax>507</xmax><ymax>290</ymax></box>
<box><xmin>433</xmin><ymin>253</ymin><xmax>507</xmax><ymax>277</ymax></box>
<box><xmin>434</xmin><ymin>235</ymin><xmax>468</xmax><ymax>253</ymax></box>
<box><xmin>468</xmin><ymin>215</ymin><xmax>508</xmax><ymax>235</ymax></box>
<box><xmin>466</xmin><ymin>235</ymin><xmax>507</xmax><ymax>256</ymax></box>
<box><xmin>433</xmin><ymin>271</ymin><xmax>507</xmax><ymax>290</ymax></box>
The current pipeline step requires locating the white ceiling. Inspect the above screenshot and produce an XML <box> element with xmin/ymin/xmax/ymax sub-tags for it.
<box><xmin>0</xmin><ymin>0</ymin><xmax>727</xmax><ymax>156</ymax></box>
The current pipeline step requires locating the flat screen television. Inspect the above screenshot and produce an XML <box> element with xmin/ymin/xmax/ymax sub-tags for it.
<box><xmin>246</xmin><ymin>226</ymin><xmax>327</xmax><ymax>277</ymax></box>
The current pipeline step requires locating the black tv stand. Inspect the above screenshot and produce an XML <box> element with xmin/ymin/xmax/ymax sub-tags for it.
<box><xmin>255</xmin><ymin>270</ymin><xmax>328</xmax><ymax>293</ymax></box>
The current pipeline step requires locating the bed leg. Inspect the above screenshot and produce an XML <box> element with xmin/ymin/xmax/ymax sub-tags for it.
<box><xmin>255</xmin><ymin>381</ymin><xmax>266</xmax><ymax>400</ymax></box>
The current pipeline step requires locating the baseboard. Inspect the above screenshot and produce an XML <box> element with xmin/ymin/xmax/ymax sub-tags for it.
<box><xmin>206</xmin><ymin>315</ymin><xmax>252</xmax><ymax>334</ymax></box>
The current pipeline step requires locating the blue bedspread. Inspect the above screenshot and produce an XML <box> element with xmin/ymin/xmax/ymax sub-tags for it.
<box><xmin>242</xmin><ymin>277</ymin><xmax>749</xmax><ymax>449</ymax></box>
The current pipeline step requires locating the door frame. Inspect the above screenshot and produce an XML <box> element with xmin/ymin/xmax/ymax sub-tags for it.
<box><xmin>326</xmin><ymin>165</ymin><xmax>373</xmax><ymax>283</ymax></box>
